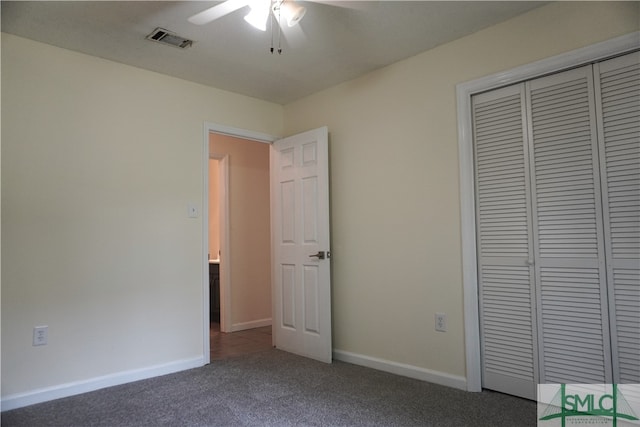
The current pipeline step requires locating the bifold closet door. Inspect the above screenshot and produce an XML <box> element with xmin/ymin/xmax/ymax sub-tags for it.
<box><xmin>473</xmin><ymin>84</ymin><xmax>538</xmax><ymax>400</ymax></box>
<box><xmin>527</xmin><ymin>65</ymin><xmax>612</xmax><ymax>384</ymax></box>
<box><xmin>595</xmin><ymin>51</ymin><xmax>640</xmax><ymax>384</ymax></box>
<box><xmin>474</xmin><ymin>51</ymin><xmax>638</xmax><ymax>399</ymax></box>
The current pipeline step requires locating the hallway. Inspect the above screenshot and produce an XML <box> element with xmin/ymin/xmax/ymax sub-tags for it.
<box><xmin>210</xmin><ymin>323</ymin><xmax>273</xmax><ymax>361</ymax></box>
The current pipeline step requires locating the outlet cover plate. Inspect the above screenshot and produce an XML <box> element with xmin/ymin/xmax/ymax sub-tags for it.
<box><xmin>33</xmin><ymin>326</ymin><xmax>48</xmax><ymax>346</ymax></box>
<box><xmin>435</xmin><ymin>313</ymin><xmax>447</xmax><ymax>332</ymax></box>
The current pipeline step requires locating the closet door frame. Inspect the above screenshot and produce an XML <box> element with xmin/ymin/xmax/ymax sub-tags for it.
<box><xmin>456</xmin><ymin>32</ymin><xmax>639</xmax><ymax>393</ymax></box>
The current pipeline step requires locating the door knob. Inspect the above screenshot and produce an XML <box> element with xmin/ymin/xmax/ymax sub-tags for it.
<box><xmin>309</xmin><ymin>251</ymin><xmax>326</xmax><ymax>260</ymax></box>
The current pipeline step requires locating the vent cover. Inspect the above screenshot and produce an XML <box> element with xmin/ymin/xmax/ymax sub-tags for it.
<box><xmin>146</xmin><ymin>28</ymin><xmax>193</xmax><ymax>49</ymax></box>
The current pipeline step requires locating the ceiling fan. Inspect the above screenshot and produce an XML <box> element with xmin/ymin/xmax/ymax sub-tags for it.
<box><xmin>189</xmin><ymin>0</ymin><xmax>307</xmax><ymax>31</ymax></box>
<box><xmin>189</xmin><ymin>0</ymin><xmax>308</xmax><ymax>53</ymax></box>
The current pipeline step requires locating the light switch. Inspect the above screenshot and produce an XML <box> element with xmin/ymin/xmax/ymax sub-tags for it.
<box><xmin>188</xmin><ymin>203</ymin><xmax>199</xmax><ymax>218</ymax></box>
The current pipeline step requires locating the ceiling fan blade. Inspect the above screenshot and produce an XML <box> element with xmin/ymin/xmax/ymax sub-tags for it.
<box><xmin>188</xmin><ymin>0</ymin><xmax>250</xmax><ymax>25</ymax></box>
<box><xmin>305</xmin><ymin>0</ymin><xmax>369</xmax><ymax>11</ymax></box>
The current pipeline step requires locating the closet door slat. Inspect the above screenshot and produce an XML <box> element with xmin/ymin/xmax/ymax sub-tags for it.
<box><xmin>596</xmin><ymin>51</ymin><xmax>640</xmax><ymax>384</ymax></box>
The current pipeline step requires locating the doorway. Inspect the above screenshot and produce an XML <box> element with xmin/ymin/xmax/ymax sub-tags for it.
<box><xmin>201</xmin><ymin>123</ymin><xmax>333</xmax><ymax>365</ymax></box>
<box><xmin>206</xmin><ymin>126</ymin><xmax>277</xmax><ymax>360</ymax></box>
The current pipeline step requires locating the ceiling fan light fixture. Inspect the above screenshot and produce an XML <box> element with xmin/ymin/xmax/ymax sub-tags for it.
<box><xmin>280</xmin><ymin>2</ymin><xmax>306</xmax><ymax>27</ymax></box>
<box><xmin>244</xmin><ymin>0</ymin><xmax>271</xmax><ymax>31</ymax></box>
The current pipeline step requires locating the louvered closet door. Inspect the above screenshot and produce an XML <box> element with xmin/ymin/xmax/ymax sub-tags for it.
<box><xmin>527</xmin><ymin>66</ymin><xmax>612</xmax><ymax>384</ymax></box>
<box><xmin>473</xmin><ymin>84</ymin><xmax>538</xmax><ymax>400</ymax></box>
<box><xmin>595</xmin><ymin>51</ymin><xmax>640</xmax><ymax>384</ymax></box>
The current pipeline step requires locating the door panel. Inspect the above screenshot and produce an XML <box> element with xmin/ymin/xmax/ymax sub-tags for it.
<box><xmin>303</xmin><ymin>265</ymin><xmax>320</xmax><ymax>333</ymax></box>
<box><xmin>595</xmin><ymin>51</ymin><xmax>640</xmax><ymax>384</ymax></box>
<box><xmin>281</xmin><ymin>264</ymin><xmax>296</xmax><ymax>328</ymax></box>
<box><xmin>271</xmin><ymin>127</ymin><xmax>332</xmax><ymax>363</ymax></box>
<box><xmin>527</xmin><ymin>65</ymin><xmax>612</xmax><ymax>384</ymax></box>
<box><xmin>473</xmin><ymin>84</ymin><xmax>538</xmax><ymax>400</ymax></box>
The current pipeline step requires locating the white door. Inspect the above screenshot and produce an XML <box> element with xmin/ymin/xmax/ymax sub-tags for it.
<box><xmin>526</xmin><ymin>66</ymin><xmax>612</xmax><ymax>385</ymax></box>
<box><xmin>595</xmin><ymin>51</ymin><xmax>640</xmax><ymax>384</ymax></box>
<box><xmin>270</xmin><ymin>126</ymin><xmax>332</xmax><ymax>363</ymax></box>
<box><xmin>473</xmin><ymin>83</ymin><xmax>539</xmax><ymax>400</ymax></box>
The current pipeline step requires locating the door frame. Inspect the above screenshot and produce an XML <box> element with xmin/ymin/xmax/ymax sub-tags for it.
<box><xmin>201</xmin><ymin>122</ymin><xmax>278</xmax><ymax>363</ymax></box>
<box><xmin>455</xmin><ymin>32</ymin><xmax>639</xmax><ymax>392</ymax></box>
<box><xmin>210</xmin><ymin>154</ymin><xmax>229</xmax><ymax>332</ymax></box>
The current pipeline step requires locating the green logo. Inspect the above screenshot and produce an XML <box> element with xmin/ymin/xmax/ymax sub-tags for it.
<box><xmin>539</xmin><ymin>384</ymin><xmax>639</xmax><ymax>427</ymax></box>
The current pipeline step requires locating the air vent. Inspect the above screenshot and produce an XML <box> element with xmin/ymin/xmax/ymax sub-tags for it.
<box><xmin>146</xmin><ymin>28</ymin><xmax>194</xmax><ymax>49</ymax></box>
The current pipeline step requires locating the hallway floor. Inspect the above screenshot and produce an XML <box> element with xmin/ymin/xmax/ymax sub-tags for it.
<box><xmin>210</xmin><ymin>322</ymin><xmax>273</xmax><ymax>361</ymax></box>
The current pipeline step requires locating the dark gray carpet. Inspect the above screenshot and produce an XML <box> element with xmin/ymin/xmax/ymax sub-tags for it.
<box><xmin>2</xmin><ymin>349</ymin><xmax>536</xmax><ymax>426</ymax></box>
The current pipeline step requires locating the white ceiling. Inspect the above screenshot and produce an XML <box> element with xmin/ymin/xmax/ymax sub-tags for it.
<box><xmin>1</xmin><ymin>1</ymin><xmax>545</xmax><ymax>104</ymax></box>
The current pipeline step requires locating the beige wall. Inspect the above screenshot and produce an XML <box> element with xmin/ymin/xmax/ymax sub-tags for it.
<box><xmin>283</xmin><ymin>2</ymin><xmax>639</xmax><ymax>377</ymax></box>
<box><xmin>208</xmin><ymin>159</ymin><xmax>220</xmax><ymax>260</ymax></box>
<box><xmin>1</xmin><ymin>33</ymin><xmax>282</xmax><ymax>398</ymax></box>
<box><xmin>210</xmin><ymin>134</ymin><xmax>271</xmax><ymax>327</ymax></box>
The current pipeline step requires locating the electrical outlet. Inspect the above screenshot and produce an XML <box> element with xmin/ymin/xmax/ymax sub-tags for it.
<box><xmin>33</xmin><ymin>326</ymin><xmax>48</xmax><ymax>346</ymax></box>
<box><xmin>435</xmin><ymin>313</ymin><xmax>447</xmax><ymax>332</ymax></box>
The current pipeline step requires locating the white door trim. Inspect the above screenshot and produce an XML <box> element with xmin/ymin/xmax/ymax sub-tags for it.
<box><xmin>201</xmin><ymin>122</ymin><xmax>278</xmax><ymax>361</ymax></box>
<box><xmin>456</xmin><ymin>31</ymin><xmax>639</xmax><ymax>392</ymax></box>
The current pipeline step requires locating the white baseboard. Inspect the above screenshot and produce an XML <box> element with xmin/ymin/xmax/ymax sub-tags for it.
<box><xmin>332</xmin><ymin>349</ymin><xmax>467</xmax><ymax>391</ymax></box>
<box><xmin>231</xmin><ymin>318</ymin><xmax>272</xmax><ymax>332</ymax></box>
<box><xmin>1</xmin><ymin>356</ymin><xmax>205</xmax><ymax>412</ymax></box>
